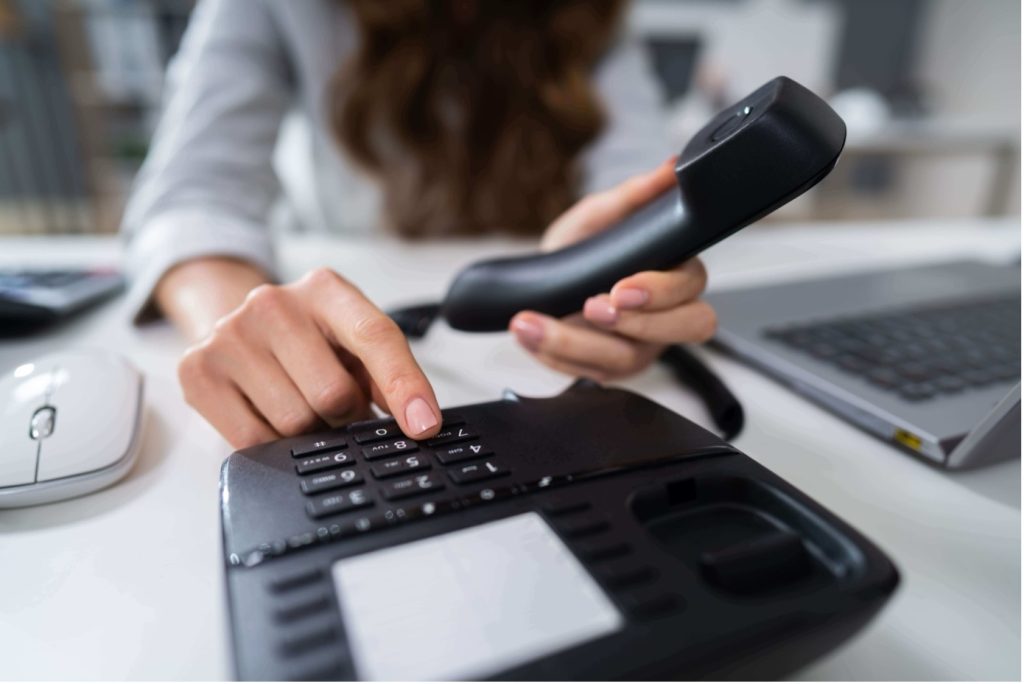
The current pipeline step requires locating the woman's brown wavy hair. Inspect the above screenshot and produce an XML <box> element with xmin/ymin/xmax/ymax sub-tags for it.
<box><xmin>331</xmin><ymin>0</ymin><xmax>626</xmax><ymax>238</ymax></box>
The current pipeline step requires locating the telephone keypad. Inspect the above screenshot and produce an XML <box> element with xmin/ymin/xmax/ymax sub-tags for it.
<box><xmin>240</xmin><ymin>416</ymin><xmax>520</xmax><ymax>565</ymax></box>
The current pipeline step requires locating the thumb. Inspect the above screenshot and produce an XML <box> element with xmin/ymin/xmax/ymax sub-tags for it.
<box><xmin>541</xmin><ymin>158</ymin><xmax>677</xmax><ymax>252</ymax></box>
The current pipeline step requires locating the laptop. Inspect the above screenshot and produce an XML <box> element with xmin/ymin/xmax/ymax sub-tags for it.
<box><xmin>706</xmin><ymin>260</ymin><xmax>1020</xmax><ymax>469</ymax></box>
<box><xmin>0</xmin><ymin>268</ymin><xmax>123</xmax><ymax>329</ymax></box>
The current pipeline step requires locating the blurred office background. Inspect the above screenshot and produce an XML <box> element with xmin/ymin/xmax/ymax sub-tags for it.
<box><xmin>0</xmin><ymin>0</ymin><xmax>1019</xmax><ymax>235</ymax></box>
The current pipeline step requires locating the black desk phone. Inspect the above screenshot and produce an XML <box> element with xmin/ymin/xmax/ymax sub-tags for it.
<box><xmin>220</xmin><ymin>78</ymin><xmax>898</xmax><ymax>680</ymax></box>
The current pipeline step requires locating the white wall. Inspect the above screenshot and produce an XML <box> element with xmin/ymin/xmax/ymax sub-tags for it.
<box><xmin>902</xmin><ymin>0</ymin><xmax>1021</xmax><ymax>217</ymax></box>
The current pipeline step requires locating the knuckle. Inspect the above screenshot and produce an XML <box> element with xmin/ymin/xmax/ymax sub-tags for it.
<box><xmin>276</xmin><ymin>408</ymin><xmax>319</xmax><ymax>437</ymax></box>
<box><xmin>301</xmin><ymin>266</ymin><xmax>340</xmax><ymax>290</ymax></box>
<box><xmin>311</xmin><ymin>377</ymin><xmax>355</xmax><ymax>416</ymax></box>
<box><xmin>618</xmin><ymin>344</ymin><xmax>646</xmax><ymax>373</ymax></box>
<box><xmin>211</xmin><ymin>311</ymin><xmax>244</xmax><ymax>340</ymax></box>
<box><xmin>177</xmin><ymin>345</ymin><xmax>213</xmax><ymax>390</ymax></box>
<box><xmin>621</xmin><ymin>313</ymin><xmax>652</xmax><ymax>340</ymax></box>
<box><xmin>351</xmin><ymin>313</ymin><xmax>402</xmax><ymax>347</ymax></box>
<box><xmin>541</xmin><ymin>321</ymin><xmax>568</xmax><ymax>353</ymax></box>
<box><xmin>244</xmin><ymin>284</ymin><xmax>288</xmax><ymax>318</ymax></box>
<box><xmin>381</xmin><ymin>369</ymin><xmax>423</xmax><ymax>400</ymax></box>
<box><xmin>694</xmin><ymin>303</ymin><xmax>718</xmax><ymax>341</ymax></box>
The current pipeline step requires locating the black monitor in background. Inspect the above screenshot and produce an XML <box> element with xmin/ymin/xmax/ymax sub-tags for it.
<box><xmin>644</xmin><ymin>36</ymin><xmax>702</xmax><ymax>104</ymax></box>
<box><xmin>829</xmin><ymin>0</ymin><xmax>927</xmax><ymax>115</ymax></box>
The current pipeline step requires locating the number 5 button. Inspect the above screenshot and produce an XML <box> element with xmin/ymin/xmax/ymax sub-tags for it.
<box><xmin>370</xmin><ymin>454</ymin><xmax>429</xmax><ymax>479</ymax></box>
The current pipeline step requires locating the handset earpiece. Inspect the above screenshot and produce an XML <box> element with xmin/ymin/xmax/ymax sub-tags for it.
<box><xmin>439</xmin><ymin>76</ymin><xmax>846</xmax><ymax>332</ymax></box>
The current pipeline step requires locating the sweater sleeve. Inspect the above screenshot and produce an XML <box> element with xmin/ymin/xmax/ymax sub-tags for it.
<box><xmin>120</xmin><ymin>0</ymin><xmax>293</xmax><ymax>322</ymax></box>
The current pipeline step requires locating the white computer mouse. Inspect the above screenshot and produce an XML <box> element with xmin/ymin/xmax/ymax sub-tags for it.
<box><xmin>0</xmin><ymin>349</ymin><xmax>144</xmax><ymax>508</ymax></box>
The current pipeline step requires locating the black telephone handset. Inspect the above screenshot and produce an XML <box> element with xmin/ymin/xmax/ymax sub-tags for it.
<box><xmin>438</xmin><ymin>76</ymin><xmax>846</xmax><ymax>331</ymax></box>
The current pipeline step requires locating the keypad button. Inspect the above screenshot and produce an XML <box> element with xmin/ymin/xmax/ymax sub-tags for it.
<box><xmin>460</xmin><ymin>485</ymin><xmax>513</xmax><ymax>507</ymax></box>
<box><xmin>362</xmin><ymin>438</ymin><xmax>418</xmax><ymax>461</ymax></box>
<box><xmin>540</xmin><ymin>499</ymin><xmax>592</xmax><ymax>517</ymax></box>
<box><xmin>352</xmin><ymin>423</ymin><xmax>402</xmax><ymax>444</ymax></box>
<box><xmin>440</xmin><ymin>413</ymin><xmax>465</xmax><ymax>427</ymax></box>
<box><xmin>370</xmin><ymin>453</ymin><xmax>430</xmax><ymax>479</ymax></box>
<box><xmin>286</xmin><ymin>532</ymin><xmax>317</xmax><ymax>550</ymax></box>
<box><xmin>578</xmin><ymin>542</ymin><xmax>632</xmax><ymax>562</ymax></box>
<box><xmin>380</xmin><ymin>473</ymin><xmax>445</xmax><ymax>501</ymax></box>
<box><xmin>558</xmin><ymin>518</ymin><xmax>611</xmax><ymax>539</ymax></box>
<box><xmin>447</xmin><ymin>459</ymin><xmax>509</xmax><ymax>484</ymax></box>
<box><xmin>434</xmin><ymin>441</ymin><xmax>492</xmax><ymax>465</ymax></box>
<box><xmin>620</xmin><ymin>590</ymin><xmax>682</xmax><ymax>619</ymax></box>
<box><xmin>425</xmin><ymin>425</ymin><xmax>478</xmax><ymax>447</ymax></box>
<box><xmin>300</xmin><ymin>469</ymin><xmax>364</xmax><ymax>495</ymax></box>
<box><xmin>295</xmin><ymin>450</ymin><xmax>356</xmax><ymax>475</ymax></box>
<box><xmin>306</xmin><ymin>488</ymin><xmax>374</xmax><ymax>519</ymax></box>
<box><xmin>598</xmin><ymin>564</ymin><xmax>658</xmax><ymax>589</ymax></box>
<box><xmin>291</xmin><ymin>436</ymin><xmax>348</xmax><ymax>458</ymax></box>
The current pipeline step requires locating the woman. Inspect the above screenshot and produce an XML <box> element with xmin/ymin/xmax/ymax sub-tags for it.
<box><xmin>123</xmin><ymin>0</ymin><xmax>716</xmax><ymax>448</ymax></box>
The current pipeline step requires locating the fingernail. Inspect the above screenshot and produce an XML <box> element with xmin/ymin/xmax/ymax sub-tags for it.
<box><xmin>404</xmin><ymin>396</ymin><xmax>438</xmax><ymax>435</ymax></box>
<box><xmin>613</xmin><ymin>287</ymin><xmax>648</xmax><ymax>309</ymax></box>
<box><xmin>511</xmin><ymin>316</ymin><xmax>544</xmax><ymax>351</ymax></box>
<box><xmin>585</xmin><ymin>298</ymin><xmax>618</xmax><ymax>325</ymax></box>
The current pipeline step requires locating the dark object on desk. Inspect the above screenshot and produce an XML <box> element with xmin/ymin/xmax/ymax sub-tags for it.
<box><xmin>219</xmin><ymin>381</ymin><xmax>898</xmax><ymax>680</ymax></box>
<box><xmin>438</xmin><ymin>76</ymin><xmax>846</xmax><ymax>332</ymax></box>
<box><xmin>708</xmin><ymin>259</ymin><xmax>1021</xmax><ymax>469</ymax></box>
<box><xmin>0</xmin><ymin>268</ymin><xmax>123</xmax><ymax>332</ymax></box>
<box><xmin>659</xmin><ymin>345</ymin><xmax>744</xmax><ymax>439</ymax></box>
<box><xmin>388</xmin><ymin>304</ymin><xmax>744</xmax><ymax>440</ymax></box>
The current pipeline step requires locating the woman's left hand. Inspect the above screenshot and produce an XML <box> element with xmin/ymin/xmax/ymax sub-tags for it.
<box><xmin>509</xmin><ymin>159</ymin><xmax>717</xmax><ymax>381</ymax></box>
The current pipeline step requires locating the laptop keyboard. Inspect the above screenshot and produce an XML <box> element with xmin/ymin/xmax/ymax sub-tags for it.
<box><xmin>0</xmin><ymin>269</ymin><xmax>96</xmax><ymax>291</ymax></box>
<box><xmin>765</xmin><ymin>294</ymin><xmax>1021</xmax><ymax>402</ymax></box>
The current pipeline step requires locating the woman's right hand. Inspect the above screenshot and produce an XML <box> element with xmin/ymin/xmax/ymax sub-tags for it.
<box><xmin>160</xmin><ymin>260</ymin><xmax>442</xmax><ymax>449</ymax></box>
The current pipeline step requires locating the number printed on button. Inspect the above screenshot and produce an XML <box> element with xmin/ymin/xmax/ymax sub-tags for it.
<box><xmin>425</xmin><ymin>426</ymin><xmax>479</xmax><ymax>447</ymax></box>
<box><xmin>435</xmin><ymin>441</ymin><xmax>493</xmax><ymax>464</ymax></box>
<box><xmin>362</xmin><ymin>438</ymin><xmax>418</xmax><ymax>460</ymax></box>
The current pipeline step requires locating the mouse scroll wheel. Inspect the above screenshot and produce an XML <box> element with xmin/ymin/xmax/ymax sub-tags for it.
<box><xmin>711</xmin><ymin>105</ymin><xmax>754</xmax><ymax>142</ymax></box>
<box><xmin>29</xmin><ymin>406</ymin><xmax>56</xmax><ymax>440</ymax></box>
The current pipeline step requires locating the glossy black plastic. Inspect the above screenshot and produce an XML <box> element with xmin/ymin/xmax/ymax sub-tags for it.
<box><xmin>440</xmin><ymin>76</ymin><xmax>846</xmax><ymax>331</ymax></box>
<box><xmin>221</xmin><ymin>382</ymin><xmax>897</xmax><ymax>680</ymax></box>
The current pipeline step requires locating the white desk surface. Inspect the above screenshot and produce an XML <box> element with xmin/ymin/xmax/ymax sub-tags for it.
<box><xmin>0</xmin><ymin>218</ymin><xmax>1019</xmax><ymax>680</ymax></box>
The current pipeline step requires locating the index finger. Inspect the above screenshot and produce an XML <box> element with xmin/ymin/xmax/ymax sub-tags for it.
<box><xmin>303</xmin><ymin>269</ymin><xmax>441</xmax><ymax>439</ymax></box>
